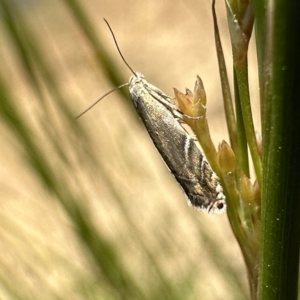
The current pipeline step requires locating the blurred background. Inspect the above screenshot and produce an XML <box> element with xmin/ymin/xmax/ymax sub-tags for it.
<box><xmin>0</xmin><ymin>0</ymin><xmax>260</xmax><ymax>299</ymax></box>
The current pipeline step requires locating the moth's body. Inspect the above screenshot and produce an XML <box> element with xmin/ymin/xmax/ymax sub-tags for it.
<box><xmin>129</xmin><ymin>73</ymin><xmax>226</xmax><ymax>214</ymax></box>
<box><xmin>76</xmin><ymin>20</ymin><xmax>226</xmax><ymax>214</ymax></box>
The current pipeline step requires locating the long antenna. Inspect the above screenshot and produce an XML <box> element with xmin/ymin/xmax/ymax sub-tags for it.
<box><xmin>75</xmin><ymin>83</ymin><xmax>129</xmax><ymax>119</ymax></box>
<box><xmin>76</xmin><ymin>19</ymin><xmax>136</xmax><ymax>119</ymax></box>
<box><xmin>103</xmin><ymin>18</ymin><xmax>137</xmax><ymax>77</ymax></box>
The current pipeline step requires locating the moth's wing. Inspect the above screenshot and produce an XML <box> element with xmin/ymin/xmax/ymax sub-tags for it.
<box><xmin>130</xmin><ymin>82</ymin><xmax>225</xmax><ymax>214</ymax></box>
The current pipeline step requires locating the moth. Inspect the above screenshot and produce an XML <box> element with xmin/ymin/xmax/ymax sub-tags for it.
<box><xmin>76</xmin><ymin>19</ymin><xmax>226</xmax><ymax>214</ymax></box>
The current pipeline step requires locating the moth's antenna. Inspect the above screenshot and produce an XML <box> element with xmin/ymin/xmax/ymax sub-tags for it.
<box><xmin>76</xmin><ymin>83</ymin><xmax>129</xmax><ymax>119</ymax></box>
<box><xmin>103</xmin><ymin>18</ymin><xmax>137</xmax><ymax>77</ymax></box>
<box><xmin>76</xmin><ymin>19</ymin><xmax>136</xmax><ymax>119</ymax></box>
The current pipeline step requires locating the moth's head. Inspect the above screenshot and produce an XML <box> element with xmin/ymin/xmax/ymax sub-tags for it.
<box><xmin>129</xmin><ymin>72</ymin><xmax>145</xmax><ymax>85</ymax></box>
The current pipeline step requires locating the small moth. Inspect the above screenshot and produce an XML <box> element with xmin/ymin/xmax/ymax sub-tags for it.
<box><xmin>77</xmin><ymin>19</ymin><xmax>226</xmax><ymax>214</ymax></box>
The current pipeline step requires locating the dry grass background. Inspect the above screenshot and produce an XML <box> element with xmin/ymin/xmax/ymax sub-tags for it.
<box><xmin>0</xmin><ymin>0</ymin><xmax>260</xmax><ymax>299</ymax></box>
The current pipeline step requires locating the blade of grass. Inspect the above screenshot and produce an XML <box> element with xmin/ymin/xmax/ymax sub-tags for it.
<box><xmin>254</xmin><ymin>0</ymin><xmax>300</xmax><ymax>299</ymax></box>
<box><xmin>212</xmin><ymin>0</ymin><xmax>237</xmax><ymax>153</ymax></box>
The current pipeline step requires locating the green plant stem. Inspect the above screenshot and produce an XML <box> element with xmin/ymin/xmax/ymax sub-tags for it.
<box><xmin>254</xmin><ymin>0</ymin><xmax>300</xmax><ymax>299</ymax></box>
<box><xmin>211</xmin><ymin>0</ymin><xmax>237</xmax><ymax>153</ymax></box>
<box><xmin>251</xmin><ymin>1</ymin><xmax>267</xmax><ymax>123</ymax></box>
<box><xmin>233</xmin><ymin>70</ymin><xmax>249</xmax><ymax>181</ymax></box>
<box><xmin>234</xmin><ymin>59</ymin><xmax>262</xmax><ymax>188</ymax></box>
